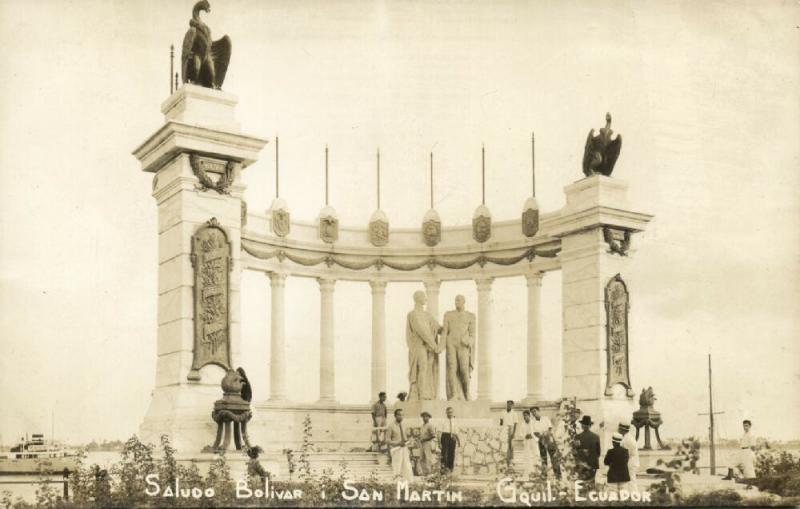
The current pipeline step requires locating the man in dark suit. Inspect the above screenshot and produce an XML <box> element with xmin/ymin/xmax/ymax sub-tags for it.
<box><xmin>574</xmin><ymin>415</ymin><xmax>601</xmax><ymax>488</ymax></box>
<box><xmin>604</xmin><ymin>432</ymin><xmax>631</xmax><ymax>492</ymax></box>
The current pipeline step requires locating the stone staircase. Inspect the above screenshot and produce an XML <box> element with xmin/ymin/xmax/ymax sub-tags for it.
<box><xmin>289</xmin><ymin>451</ymin><xmax>395</xmax><ymax>481</ymax></box>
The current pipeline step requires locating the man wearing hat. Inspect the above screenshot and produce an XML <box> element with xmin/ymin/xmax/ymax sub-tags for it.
<box><xmin>604</xmin><ymin>432</ymin><xmax>631</xmax><ymax>492</ymax></box>
<box><xmin>418</xmin><ymin>411</ymin><xmax>436</xmax><ymax>476</ymax></box>
<box><xmin>618</xmin><ymin>421</ymin><xmax>639</xmax><ymax>489</ymax></box>
<box><xmin>574</xmin><ymin>415</ymin><xmax>601</xmax><ymax>487</ymax></box>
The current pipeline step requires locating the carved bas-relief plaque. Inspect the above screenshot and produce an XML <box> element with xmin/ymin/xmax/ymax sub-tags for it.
<box><xmin>605</xmin><ymin>274</ymin><xmax>634</xmax><ymax>397</ymax></box>
<box><xmin>188</xmin><ymin>218</ymin><xmax>232</xmax><ymax>381</ymax></box>
<box><xmin>319</xmin><ymin>215</ymin><xmax>339</xmax><ymax>244</ymax></box>
<box><xmin>273</xmin><ymin>209</ymin><xmax>290</xmax><ymax>237</ymax></box>
<box><xmin>473</xmin><ymin>215</ymin><xmax>492</xmax><ymax>243</ymax></box>
<box><xmin>190</xmin><ymin>154</ymin><xmax>237</xmax><ymax>194</ymax></box>
<box><xmin>522</xmin><ymin>208</ymin><xmax>539</xmax><ymax>237</ymax></box>
<box><xmin>369</xmin><ymin>220</ymin><xmax>389</xmax><ymax>247</ymax></box>
<box><xmin>422</xmin><ymin>220</ymin><xmax>441</xmax><ymax>247</ymax></box>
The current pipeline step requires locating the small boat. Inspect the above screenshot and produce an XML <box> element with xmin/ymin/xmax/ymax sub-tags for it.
<box><xmin>0</xmin><ymin>434</ymin><xmax>79</xmax><ymax>475</ymax></box>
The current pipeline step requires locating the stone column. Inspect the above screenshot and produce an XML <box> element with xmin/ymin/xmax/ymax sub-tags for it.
<box><xmin>318</xmin><ymin>278</ymin><xmax>337</xmax><ymax>403</ymax></box>
<box><xmin>132</xmin><ymin>84</ymin><xmax>267</xmax><ymax>452</ymax></box>
<box><xmin>551</xmin><ymin>174</ymin><xmax>652</xmax><ymax>448</ymax></box>
<box><xmin>269</xmin><ymin>272</ymin><xmax>287</xmax><ymax>401</ymax></box>
<box><xmin>475</xmin><ymin>278</ymin><xmax>494</xmax><ymax>401</ymax></box>
<box><xmin>424</xmin><ymin>279</ymin><xmax>441</xmax><ymax>322</ymax></box>
<box><xmin>370</xmin><ymin>280</ymin><xmax>387</xmax><ymax>398</ymax></box>
<box><xmin>524</xmin><ymin>272</ymin><xmax>545</xmax><ymax>402</ymax></box>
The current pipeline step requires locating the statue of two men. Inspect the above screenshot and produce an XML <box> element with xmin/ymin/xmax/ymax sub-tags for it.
<box><xmin>405</xmin><ymin>292</ymin><xmax>475</xmax><ymax>401</ymax></box>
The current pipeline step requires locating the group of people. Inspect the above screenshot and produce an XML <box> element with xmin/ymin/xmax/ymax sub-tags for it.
<box><xmin>381</xmin><ymin>406</ymin><xmax>462</xmax><ymax>481</ymax></box>
<box><xmin>502</xmin><ymin>400</ymin><xmax>562</xmax><ymax>478</ymax></box>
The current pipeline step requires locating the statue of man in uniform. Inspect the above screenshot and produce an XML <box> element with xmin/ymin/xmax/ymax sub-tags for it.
<box><xmin>442</xmin><ymin>295</ymin><xmax>476</xmax><ymax>400</ymax></box>
<box><xmin>405</xmin><ymin>291</ymin><xmax>442</xmax><ymax>400</ymax></box>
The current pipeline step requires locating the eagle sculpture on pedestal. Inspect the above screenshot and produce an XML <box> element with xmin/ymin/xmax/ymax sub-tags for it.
<box><xmin>582</xmin><ymin>113</ymin><xmax>622</xmax><ymax>177</ymax></box>
<box><xmin>181</xmin><ymin>1</ymin><xmax>231</xmax><ymax>89</ymax></box>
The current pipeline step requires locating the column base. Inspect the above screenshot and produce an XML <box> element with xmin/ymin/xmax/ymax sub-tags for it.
<box><xmin>521</xmin><ymin>394</ymin><xmax>547</xmax><ymax>406</ymax></box>
<box><xmin>316</xmin><ymin>398</ymin><xmax>339</xmax><ymax>405</ymax></box>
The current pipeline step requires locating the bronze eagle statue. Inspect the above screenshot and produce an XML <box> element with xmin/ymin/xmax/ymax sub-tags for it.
<box><xmin>181</xmin><ymin>1</ymin><xmax>231</xmax><ymax>89</ymax></box>
<box><xmin>582</xmin><ymin>113</ymin><xmax>622</xmax><ymax>177</ymax></box>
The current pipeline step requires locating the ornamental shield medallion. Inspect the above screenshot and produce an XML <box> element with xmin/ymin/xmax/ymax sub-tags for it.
<box><xmin>422</xmin><ymin>219</ymin><xmax>441</xmax><ymax>247</ymax></box>
<box><xmin>472</xmin><ymin>215</ymin><xmax>492</xmax><ymax>243</ymax></box>
<box><xmin>604</xmin><ymin>274</ymin><xmax>634</xmax><ymax>397</ymax></box>
<box><xmin>319</xmin><ymin>215</ymin><xmax>339</xmax><ymax>243</ymax></box>
<box><xmin>272</xmin><ymin>209</ymin><xmax>290</xmax><ymax>237</ymax></box>
<box><xmin>369</xmin><ymin>219</ymin><xmax>389</xmax><ymax>247</ymax></box>
<box><xmin>188</xmin><ymin>218</ymin><xmax>232</xmax><ymax>381</ymax></box>
<box><xmin>522</xmin><ymin>208</ymin><xmax>539</xmax><ymax>237</ymax></box>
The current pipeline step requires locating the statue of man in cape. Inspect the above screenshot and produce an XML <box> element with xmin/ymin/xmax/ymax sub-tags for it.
<box><xmin>405</xmin><ymin>290</ymin><xmax>443</xmax><ymax>400</ymax></box>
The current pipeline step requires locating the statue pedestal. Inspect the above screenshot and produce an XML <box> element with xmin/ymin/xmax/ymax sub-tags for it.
<box><xmin>132</xmin><ymin>85</ymin><xmax>267</xmax><ymax>452</ymax></box>
<box><xmin>395</xmin><ymin>399</ymin><xmax>492</xmax><ymax>421</ymax></box>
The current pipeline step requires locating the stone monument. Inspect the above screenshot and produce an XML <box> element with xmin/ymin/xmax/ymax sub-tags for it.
<box><xmin>405</xmin><ymin>291</ymin><xmax>442</xmax><ymax>401</ymax></box>
<box><xmin>181</xmin><ymin>1</ymin><xmax>231</xmax><ymax>90</ymax></box>
<box><xmin>442</xmin><ymin>295</ymin><xmax>476</xmax><ymax>401</ymax></box>
<box><xmin>133</xmin><ymin>13</ymin><xmax>267</xmax><ymax>449</ymax></box>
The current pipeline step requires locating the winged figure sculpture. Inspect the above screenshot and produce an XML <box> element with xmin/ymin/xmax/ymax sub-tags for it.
<box><xmin>181</xmin><ymin>1</ymin><xmax>231</xmax><ymax>89</ymax></box>
<box><xmin>582</xmin><ymin>113</ymin><xmax>622</xmax><ymax>177</ymax></box>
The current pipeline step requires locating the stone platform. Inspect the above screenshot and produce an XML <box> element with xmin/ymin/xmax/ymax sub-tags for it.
<box><xmin>395</xmin><ymin>399</ymin><xmax>492</xmax><ymax>420</ymax></box>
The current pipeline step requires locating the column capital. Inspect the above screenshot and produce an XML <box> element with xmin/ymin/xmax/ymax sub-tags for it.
<box><xmin>525</xmin><ymin>271</ymin><xmax>544</xmax><ymax>287</ymax></box>
<box><xmin>268</xmin><ymin>272</ymin><xmax>287</xmax><ymax>286</ymax></box>
<box><xmin>369</xmin><ymin>279</ymin><xmax>388</xmax><ymax>292</ymax></box>
<box><xmin>317</xmin><ymin>277</ymin><xmax>336</xmax><ymax>291</ymax></box>
<box><xmin>423</xmin><ymin>278</ymin><xmax>442</xmax><ymax>291</ymax></box>
<box><xmin>475</xmin><ymin>277</ymin><xmax>494</xmax><ymax>291</ymax></box>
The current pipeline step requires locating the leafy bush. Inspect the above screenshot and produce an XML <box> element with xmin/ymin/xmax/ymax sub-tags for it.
<box><xmin>753</xmin><ymin>450</ymin><xmax>800</xmax><ymax>497</ymax></box>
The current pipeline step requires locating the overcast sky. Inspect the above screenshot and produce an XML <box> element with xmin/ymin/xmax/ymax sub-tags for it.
<box><xmin>1</xmin><ymin>0</ymin><xmax>798</xmax><ymax>445</ymax></box>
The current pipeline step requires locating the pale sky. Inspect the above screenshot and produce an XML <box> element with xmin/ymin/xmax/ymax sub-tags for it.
<box><xmin>1</xmin><ymin>0</ymin><xmax>798</xmax><ymax>444</ymax></box>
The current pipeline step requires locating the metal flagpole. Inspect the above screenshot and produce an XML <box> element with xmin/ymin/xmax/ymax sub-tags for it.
<box><xmin>324</xmin><ymin>145</ymin><xmax>329</xmax><ymax>206</ymax></box>
<box><xmin>377</xmin><ymin>148</ymin><xmax>381</xmax><ymax>209</ymax></box>
<box><xmin>429</xmin><ymin>152</ymin><xmax>434</xmax><ymax>209</ymax></box>
<box><xmin>531</xmin><ymin>132</ymin><xmax>536</xmax><ymax>197</ymax></box>
<box><xmin>170</xmin><ymin>45</ymin><xmax>174</xmax><ymax>94</ymax></box>
<box><xmin>481</xmin><ymin>145</ymin><xmax>486</xmax><ymax>205</ymax></box>
<box><xmin>275</xmin><ymin>136</ymin><xmax>280</xmax><ymax>198</ymax></box>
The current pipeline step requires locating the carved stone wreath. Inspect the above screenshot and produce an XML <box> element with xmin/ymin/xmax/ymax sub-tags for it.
<box><xmin>190</xmin><ymin>154</ymin><xmax>236</xmax><ymax>194</ymax></box>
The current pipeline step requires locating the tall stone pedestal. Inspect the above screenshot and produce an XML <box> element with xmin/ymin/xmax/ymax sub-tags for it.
<box><xmin>132</xmin><ymin>84</ymin><xmax>267</xmax><ymax>452</ymax></box>
<box><xmin>552</xmin><ymin>175</ymin><xmax>653</xmax><ymax>448</ymax></box>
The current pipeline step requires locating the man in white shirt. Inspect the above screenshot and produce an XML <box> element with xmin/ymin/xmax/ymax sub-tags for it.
<box><xmin>738</xmin><ymin>419</ymin><xmax>756</xmax><ymax>479</ymax></box>
<box><xmin>386</xmin><ymin>409</ymin><xmax>413</xmax><ymax>481</ymax></box>
<box><xmin>521</xmin><ymin>411</ymin><xmax>541</xmax><ymax>476</ymax></box>
<box><xmin>530</xmin><ymin>406</ymin><xmax>560</xmax><ymax>478</ymax></box>
<box><xmin>502</xmin><ymin>400</ymin><xmax>519</xmax><ymax>465</ymax></box>
<box><xmin>618</xmin><ymin>421</ymin><xmax>640</xmax><ymax>489</ymax></box>
<box><xmin>440</xmin><ymin>407</ymin><xmax>460</xmax><ymax>473</ymax></box>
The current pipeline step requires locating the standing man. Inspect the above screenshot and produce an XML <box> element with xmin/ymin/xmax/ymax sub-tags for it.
<box><xmin>418</xmin><ymin>412</ymin><xmax>436</xmax><ymax>476</ymax></box>
<box><xmin>574</xmin><ymin>415</ymin><xmax>601</xmax><ymax>488</ymax></box>
<box><xmin>531</xmin><ymin>406</ymin><xmax>561</xmax><ymax>478</ymax></box>
<box><xmin>387</xmin><ymin>409</ymin><xmax>413</xmax><ymax>481</ymax></box>
<box><xmin>739</xmin><ymin>420</ymin><xmax>756</xmax><ymax>479</ymax></box>
<box><xmin>604</xmin><ymin>433</ymin><xmax>630</xmax><ymax>492</ymax></box>
<box><xmin>502</xmin><ymin>400</ymin><xmax>519</xmax><ymax>465</ymax></box>
<box><xmin>442</xmin><ymin>295</ymin><xmax>476</xmax><ymax>400</ymax></box>
<box><xmin>618</xmin><ymin>422</ymin><xmax>639</xmax><ymax>489</ymax></box>
<box><xmin>440</xmin><ymin>407</ymin><xmax>460</xmax><ymax>474</ymax></box>
<box><xmin>370</xmin><ymin>392</ymin><xmax>388</xmax><ymax>451</ymax></box>
<box><xmin>521</xmin><ymin>411</ymin><xmax>541</xmax><ymax>476</ymax></box>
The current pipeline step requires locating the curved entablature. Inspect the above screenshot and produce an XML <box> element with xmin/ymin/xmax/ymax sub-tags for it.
<box><xmin>240</xmin><ymin>210</ymin><xmax>563</xmax><ymax>281</ymax></box>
